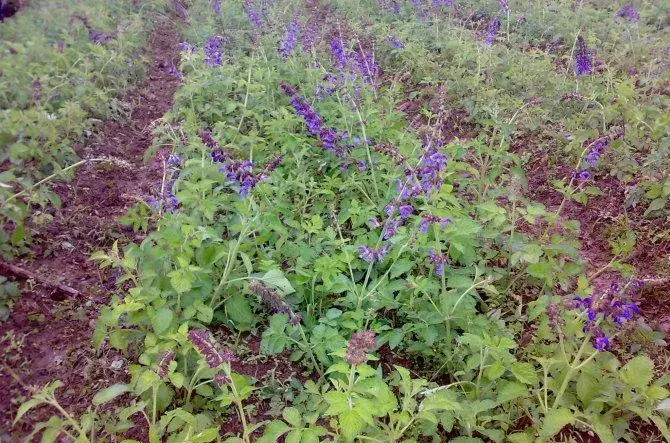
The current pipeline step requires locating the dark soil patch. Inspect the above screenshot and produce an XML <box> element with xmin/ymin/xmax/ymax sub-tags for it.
<box><xmin>0</xmin><ymin>18</ymin><xmax>182</xmax><ymax>441</ymax></box>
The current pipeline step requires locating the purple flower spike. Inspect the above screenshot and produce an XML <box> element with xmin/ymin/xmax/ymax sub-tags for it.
<box><xmin>399</xmin><ymin>204</ymin><xmax>414</xmax><ymax>219</ymax></box>
<box><xmin>593</xmin><ymin>328</ymin><xmax>611</xmax><ymax>351</ymax></box>
<box><xmin>429</xmin><ymin>249</ymin><xmax>450</xmax><ymax>276</ymax></box>
<box><xmin>244</xmin><ymin>0</ymin><xmax>262</xmax><ymax>28</ymax></box>
<box><xmin>358</xmin><ymin>243</ymin><xmax>391</xmax><ymax>263</ymax></box>
<box><xmin>331</xmin><ymin>38</ymin><xmax>349</xmax><ymax>68</ymax></box>
<box><xmin>616</xmin><ymin>4</ymin><xmax>639</xmax><ymax>23</ymax></box>
<box><xmin>278</xmin><ymin>19</ymin><xmax>300</xmax><ymax>57</ymax></box>
<box><xmin>204</xmin><ymin>35</ymin><xmax>224</xmax><ymax>67</ymax></box>
<box><xmin>575</xmin><ymin>36</ymin><xmax>592</xmax><ymax>76</ymax></box>
<box><xmin>387</xmin><ymin>36</ymin><xmax>405</xmax><ymax>48</ymax></box>
<box><xmin>179</xmin><ymin>41</ymin><xmax>196</xmax><ymax>53</ymax></box>
<box><xmin>383</xmin><ymin>217</ymin><xmax>403</xmax><ymax>240</ymax></box>
<box><xmin>166</xmin><ymin>60</ymin><xmax>183</xmax><ymax>79</ymax></box>
<box><xmin>485</xmin><ymin>18</ymin><xmax>501</xmax><ymax>46</ymax></box>
<box><xmin>212</xmin><ymin>0</ymin><xmax>222</xmax><ymax>15</ymax></box>
<box><xmin>188</xmin><ymin>329</ymin><xmax>237</xmax><ymax>368</ymax></box>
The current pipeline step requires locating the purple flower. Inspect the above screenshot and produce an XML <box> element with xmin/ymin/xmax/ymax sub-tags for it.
<box><xmin>383</xmin><ymin>217</ymin><xmax>403</xmax><ymax>240</ymax></box>
<box><xmin>147</xmin><ymin>197</ymin><xmax>159</xmax><ymax>209</ymax></box>
<box><xmin>166</xmin><ymin>193</ymin><xmax>180</xmax><ymax>209</ymax></box>
<box><xmin>498</xmin><ymin>0</ymin><xmax>509</xmax><ymax>13</ymax></box>
<box><xmin>166</xmin><ymin>60</ymin><xmax>183</xmax><ymax>79</ymax></box>
<box><xmin>399</xmin><ymin>204</ymin><xmax>414</xmax><ymax>219</ymax></box>
<box><xmin>578</xmin><ymin>170</ymin><xmax>591</xmax><ymax>181</ymax></box>
<box><xmin>612</xmin><ymin>301</ymin><xmax>639</xmax><ymax>326</ymax></box>
<box><xmin>616</xmin><ymin>4</ymin><xmax>639</xmax><ymax>23</ymax></box>
<box><xmin>419</xmin><ymin>214</ymin><xmax>452</xmax><ymax>233</ymax></box>
<box><xmin>353</xmin><ymin>50</ymin><xmax>381</xmax><ymax>84</ymax></box>
<box><xmin>179</xmin><ymin>41</ymin><xmax>197</xmax><ymax>53</ymax></box>
<box><xmin>429</xmin><ymin>249</ymin><xmax>450</xmax><ymax>276</ymax></box>
<box><xmin>204</xmin><ymin>35</ymin><xmax>224</xmax><ymax>67</ymax></box>
<box><xmin>156</xmin><ymin>351</ymin><xmax>176</xmax><ymax>379</ymax></box>
<box><xmin>387</xmin><ymin>36</ymin><xmax>404</xmax><ymax>48</ymax></box>
<box><xmin>358</xmin><ymin>243</ymin><xmax>391</xmax><ymax>262</ymax></box>
<box><xmin>432</xmin><ymin>0</ymin><xmax>453</xmax><ymax>8</ymax></box>
<box><xmin>575</xmin><ymin>36</ymin><xmax>592</xmax><ymax>76</ymax></box>
<box><xmin>331</xmin><ymin>38</ymin><xmax>349</xmax><ymax>68</ymax></box>
<box><xmin>188</xmin><ymin>329</ymin><xmax>237</xmax><ymax>368</ymax></box>
<box><xmin>301</xmin><ymin>21</ymin><xmax>319</xmax><ymax>50</ymax></box>
<box><xmin>167</xmin><ymin>154</ymin><xmax>182</xmax><ymax>167</ymax></box>
<box><xmin>212</xmin><ymin>0</ymin><xmax>222</xmax><ymax>15</ymax></box>
<box><xmin>586</xmin><ymin>137</ymin><xmax>609</xmax><ymax>165</ymax></box>
<box><xmin>485</xmin><ymin>18</ymin><xmax>501</xmax><ymax>46</ymax></box>
<box><xmin>244</xmin><ymin>0</ymin><xmax>262</xmax><ymax>28</ymax></box>
<box><xmin>593</xmin><ymin>328</ymin><xmax>611</xmax><ymax>351</ymax></box>
<box><xmin>278</xmin><ymin>19</ymin><xmax>300</xmax><ymax>57</ymax></box>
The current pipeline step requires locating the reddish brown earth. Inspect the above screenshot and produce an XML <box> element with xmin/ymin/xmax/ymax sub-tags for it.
<box><xmin>515</xmin><ymin>132</ymin><xmax>669</xmax><ymax>443</ymax></box>
<box><xmin>0</xmin><ymin>19</ymin><xmax>183</xmax><ymax>441</ymax></box>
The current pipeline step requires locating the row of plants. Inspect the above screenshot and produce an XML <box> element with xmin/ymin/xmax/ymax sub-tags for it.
<box><xmin>0</xmin><ymin>0</ymin><xmax>167</xmax><ymax>260</ymax></box>
<box><xmin>17</xmin><ymin>0</ymin><xmax>669</xmax><ymax>442</ymax></box>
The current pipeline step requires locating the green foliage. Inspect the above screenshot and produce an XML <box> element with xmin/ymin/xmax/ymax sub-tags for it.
<box><xmin>0</xmin><ymin>0</ymin><xmax>160</xmax><ymax>258</ymax></box>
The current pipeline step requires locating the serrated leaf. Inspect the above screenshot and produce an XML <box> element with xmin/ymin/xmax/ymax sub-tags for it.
<box><xmin>257</xmin><ymin>420</ymin><xmax>290</xmax><ymax>443</ymax></box>
<box><xmin>151</xmin><ymin>307</ymin><xmax>173</xmax><ymax>334</ymax></box>
<box><xmin>620</xmin><ymin>355</ymin><xmax>654</xmax><ymax>389</ymax></box>
<box><xmin>541</xmin><ymin>408</ymin><xmax>574</xmax><ymax>437</ymax></box>
<box><xmin>225</xmin><ymin>294</ymin><xmax>255</xmax><ymax>331</ymax></box>
<box><xmin>389</xmin><ymin>258</ymin><xmax>414</xmax><ymax>278</ymax></box>
<box><xmin>282</xmin><ymin>407</ymin><xmax>302</xmax><ymax>427</ymax></box>
<box><xmin>510</xmin><ymin>362</ymin><xmax>539</xmax><ymax>385</ymax></box>
<box><xmin>496</xmin><ymin>381</ymin><xmax>527</xmax><ymax>404</ymax></box>
<box><xmin>338</xmin><ymin>409</ymin><xmax>365</xmax><ymax>442</ymax></box>
<box><xmin>260</xmin><ymin>269</ymin><xmax>295</xmax><ymax>295</ymax></box>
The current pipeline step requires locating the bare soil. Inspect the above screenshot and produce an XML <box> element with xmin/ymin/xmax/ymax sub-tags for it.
<box><xmin>0</xmin><ymin>19</ymin><xmax>182</xmax><ymax>441</ymax></box>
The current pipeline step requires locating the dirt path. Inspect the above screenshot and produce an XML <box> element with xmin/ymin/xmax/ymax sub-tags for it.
<box><xmin>0</xmin><ymin>19</ymin><xmax>182</xmax><ymax>440</ymax></box>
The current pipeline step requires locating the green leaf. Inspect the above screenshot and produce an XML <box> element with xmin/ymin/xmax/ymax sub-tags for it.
<box><xmin>620</xmin><ymin>355</ymin><xmax>654</xmax><ymax>389</ymax></box>
<box><xmin>190</xmin><ymin>428</ymin><xmax>220</xmax><ymax>443</ymax></box>
<box><xmin>506</xmin><ymin>432</ymin><xmax>533</xmax><ymax>443</ymax></box>
<box><xmin>225</xmin><ymin>294</ymin><xmax>255</xmax><ymax>331</ymax></box>
<box><xmin>14</xmin><ymin>398</ymin><xmax>42</xmax><ymax>424</ymax></box>
<box><xmin>591</xmin><ymin>416</ymin><xmax>615</xmax><ymax>443</ymax></box>
<box><xmin>541</xmin><ymin>408</ymin><xmax>574</xmax><ymax>438</ymax></box>
<box><xmin>92</xmin><ymin>383</ymin><xmax>130</xmax><ymax>406</ymax></box>
<box><xmin>282</xmin><ymin>407</ymin><xmax>302</xmax><ymax>427</ymax></box>
<box><xmin>421</xmin><ymin>389</ymin><xmax>461</xmax><ymax>412</ymax></box>
<box><xmin>526</xmin><ymin>295</ymin><xmax>549</xmax><ymax>321</ymax></box>
<box><xmin>257</xmin><ymin>420</ymin><xmax>290</xmax><ymax>443</ymax></box>
<box><xmin>484</xmin><ymin>361</ymin><xmax>505</xmax><ymax>381</ymax></box>
<box><xmin>389</xmin><ymin>259</ymin><xmax>414</xmax><ymax>278</ymax></box>
<box><xmin>169</xmin><ymin>269</ymin><xmax>194</xmax><ymax>293</ymax></box>
<box><xmin>496</xmin><ymin>381</ymin><xmax>528</xmax><ymax>404</ymax></box>
<box><xmin>510</xmin><ymin>362</ymin><xmax>539</xmax><ymax>385</ymax></box>
<box><xmin>449</xmin><ymin>438</ymin><xmax>484</xmax><ymax>443</ymax></box>
<box><xmin>576</xmin><ymin>372</ymin><xmax>599</xmax><ymax>405</ymax></box>
<box><xmin>261</xmin><ymin>269</ymin><xmax>295</xmax><ymax>295</ymax></box>
<box><xmin>151</xmin><ymin>307</ymin><xmax>173</xmax><ymax>334</ymax></box>
<box><xmin>338</xmin><ymin>409</ymin><xmax>365</xmax><ymax>442</ymax></box>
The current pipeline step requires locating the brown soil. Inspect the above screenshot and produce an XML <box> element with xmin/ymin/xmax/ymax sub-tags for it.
<box><xmin>515</xmin><ymin>132</ymin><xmax>670</xmax><ymax>442</ymax></box>
<box><xmin>0</xmin><ymin>19</ymin><xmax>182</xmax><ymax>441</ymax></box>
